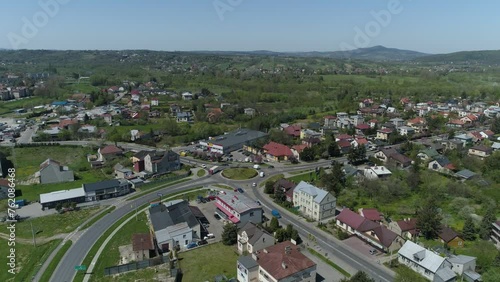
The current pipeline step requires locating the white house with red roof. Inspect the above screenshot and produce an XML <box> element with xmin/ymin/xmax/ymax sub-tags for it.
<box><xmin>376</xmin><ymin>128</ymin><xmax>393</xmax><ymax>141</ymax></box>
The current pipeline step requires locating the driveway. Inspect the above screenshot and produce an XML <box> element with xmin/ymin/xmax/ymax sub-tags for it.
<box><xmin>16</xmin><ymin>202</ymin><xmax>58</xmax><ymax>218</ymax></box>
<box><xmin>342</xmin><ymin>236</ymin><xmax>384</xmax><ymax>262</ymax></box>
<box><xmin>189</xmin><ymin>196</ymin><xmax>226</xmax><ymax>242</ymax></box>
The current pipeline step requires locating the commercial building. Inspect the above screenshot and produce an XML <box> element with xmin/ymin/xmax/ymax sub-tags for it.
<box><xmin>215</xmin><ymin>192</ymin><xmax>263</xmax><ymax>225</ymax></box>
<box><xmin>199</xmin><ymin>129</ymin><xmax>268</xmax><ymax>154</ymax></box>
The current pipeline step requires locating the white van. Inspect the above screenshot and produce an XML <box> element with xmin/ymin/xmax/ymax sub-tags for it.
<box><xmin>204</xmin><ymin>233</ymin><xmax>215</xmax><ymax>240</ymax></box>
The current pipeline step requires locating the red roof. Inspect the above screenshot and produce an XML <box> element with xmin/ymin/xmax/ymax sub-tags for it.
<box><xmin>355</xmin><ymin>123</ymin><xmax>370</xmax><ymax>130</ymax></box>
<box><xmin>359</xmin><ymin>208</ymin><xmax>381</xmax><ymax>221</ymax></box>
<box><xmin>407</xmin><ymin>117</ymin><xmax>426</xmax><ymax>125</ymax></box>
<box><xmin>59</xmin><ymin>119</ymin><xmax>77</xmax><ymax>128</ymax></box>
<box><xmin>255</xmin><ymin>241</ymin><xmax>316</xmax><ymax>280</ymax></box>
<box><xmin>100</xmin><ymin>145</ymin><xmax>123</xmax><ymax>155</ymax></box>
<box><xmin>324</xmin><ymin>115</ymin><xmax>336</xmax><ymax>119</ymax></box>
<box><xmin>469</xmin><ymin>131</ymin><xmax>484</xmax><ymax>140</ymax></box>
<box><xmin>378</xmin><ymin>128</ymin><xmax>393</xmax><ymax>134</ymax></box>
<box><xmin>448</xmin><ymin>119</ymin><xmax>464</xmax><ymax>125</ymax></box>
<box><xmin>337</xmin><ymin>140</ymin><xmax>351</xmax><ymax>148</ymax></box>
<box><xmin>284</xmin><ymin>125</ymin><xmax>301</xmax><ymax>137</ymax></box>
<box><xmin>292</xmin><ymin>144</ymin><xmax>308</xmax><ymax>153</ymax></box>
<box><xmin>130</xmin><ymin>89</ymin><xmax>140</xmax><ymax>95</ymax></box>
<box><xmin>483</xmin><ymin>129</ymin><xmax>495</xmax><ymax>136</ymax></box>
<box><xmin>368</xmin><ymin>119</ymin><xmax>378</xmax><ymax>123</ymax></box>
<box><xmin>396</xmin><ymin>218</ymin><xmax>417</xmax><ymax>233</ymax></box>
<box><xmin>132</xmin><ymin>233</ymin><xmax>154</xmax><ymax>251</ymax></box>
<box><xmin>263</xmin><ymin>142</ymin><xmax>293</xmax><ymax>157</ymax></box>
<box><xmin>337</xmin><ymin>209</ymin><xmax>370</xmax><ymax>230</ymax></box>
<box><xmin>355</xmin><ymin>138</ymin><xmax>368</xmax><ymax>145</ymax></box>
<box><xmin>336</xmin><ymin>134</ymin><xmax>353</xmax><ymax>140</ymax></box>
<box><xmin>466</xmin><ymin>114</ymin><xmax>478</xmax><ymax>121</ymax></box>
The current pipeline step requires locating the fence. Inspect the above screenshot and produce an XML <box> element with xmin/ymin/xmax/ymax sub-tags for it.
<box><xmin>104</xmin><ymin>255</ymin><xmax>168</xmax><ymax>276</ymax></box>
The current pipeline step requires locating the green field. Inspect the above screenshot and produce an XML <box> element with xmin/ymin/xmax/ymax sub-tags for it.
<box><xmin>286</xmin><ymin>172</ymin><xmax>318</xmax><ymax>184</ymax></box>
<box><xmin>0</xmin><ymin>207</ymin><xmax>100</xmax><ymax>239</ymax></box>
<box><xmin>221</xmin><ymin>168</ymin><xmax>257</xmax><ymax>180</ymax></box>
<box><xmin>0</xmin><ymin>238</ymin><xmax>61</xmax><ymax>282</ymax></box>
<box><xmin>90</xmin><ymin>212</ymin><xmax>149</xmax><ymax>282</ymax></box>
<box><xmin>178</xmin><ymin>242</ymin><xmax>238</xmax><ymax>282</ymax></box>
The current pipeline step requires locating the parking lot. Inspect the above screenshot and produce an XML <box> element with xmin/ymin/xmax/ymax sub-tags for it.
<box><xmin>342</xmin><ymin>236</ymin><xmax>383</xmax><ymax>261</ymax></box>
<box><xmin>189</xmin><ymin>192</ymin><xmax>227</xmax><ymax>243</ymax></box>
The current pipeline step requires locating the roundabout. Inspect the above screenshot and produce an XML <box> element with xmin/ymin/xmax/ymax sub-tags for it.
<box><xmin>220</xmin><ymin>167</ymin><xmax>258</xmax><ymax>180</ymax></box>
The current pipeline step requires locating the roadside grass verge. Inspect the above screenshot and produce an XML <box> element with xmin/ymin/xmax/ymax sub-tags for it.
<box><xmin>260</xmin><ymin>174</ymin><xmax>284</xmax><ymax>187</ymax></box>
<box><xmin>127</xmin><ymin>178</ymin><xmax>191</xmax><ymax>201</ymax></box>
<box><xmin>80</xmin><ymin>206</ymin><xmax>116</xmax><ymax>230</ymax></box>
<box><xmin>39</xmin><ymin>240</ymin><xmax>73</xmax><ymax>282</ymax></box>
<box><xmin>197</xmin><ymin>169</ymin><xmax>206</xmax><ymax>177</ymax></box>
<box><xmin>308</xmin><ymin>248</ymin><xmax>351</xmax><ymax>278</ymax></box>
<box><xmin>0</xmin><ymin>238</ymin><xmax>61</xmax><ymax>282</ymax></box>
<box><xmin>0</xmin><ymin>207</ymin><xmax>100</xmax><ymax>239</ymax></box>
<box><xmin>213</xmin><ymin>184</ymin><xmax>233</xmax><ymax>190</ymax></box>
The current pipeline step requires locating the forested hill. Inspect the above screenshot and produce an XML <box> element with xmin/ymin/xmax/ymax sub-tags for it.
<box><xmin>415</xmin><ymin>49</ymin><xmax>500</xmax><ymax>65</ymax></box>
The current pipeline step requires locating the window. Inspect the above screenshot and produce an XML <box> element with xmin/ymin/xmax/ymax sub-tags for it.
<box><xmin>183</xmin><ymin>235</ymin><xmax>186</xmax><ymax>238</ymax></box>
<box><xmin>250</xmin><ymin>212</ymin><xmax>254</xmax><ymax>216</ymax></box>
<box><xmin>185</xmin><ymin>240</ymin><xmax>188</xmax><ymax>245</ymax></box>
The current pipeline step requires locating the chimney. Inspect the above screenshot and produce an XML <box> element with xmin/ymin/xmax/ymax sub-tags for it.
<box><xmin>263</xmin><ymin>249</ymin><xmax>268</xmax><ymax>253</ymax></box>
<box><xmin>281</xmin><ymin>262</ymin><xmax>287</xmax><ymax>269</ymax></box>
<box><xmin>252</xmin><ymin>253</ymin><xmax>258</xmax><ymax>261</ymax></box>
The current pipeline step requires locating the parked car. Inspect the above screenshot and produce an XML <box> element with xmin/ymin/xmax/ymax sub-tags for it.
<box><xmin>268</xmin><ymin>165</ymin><xmax>274</xmax><ymax>168</ymax></box>
<box><xmin>201</xmin><ymin>164</ymin><xmax>207</xmax><ymax>168</ymax></box>
<box><xmin>186</xmin><ymin>242</ymin><xmax>197</xmax><ymax>249</ymax></box>
<box><xmin>204</xmin><ymin>233</ymin><xmax>215</xmax><ymax>240</ymax></box>
<box><xmin>369</xmin><ymin>248</ymin><xmax>377</xmax><ymax>255</ymax></box>
<box><xmin>255</xmin><ymin>200</ymin><xmax>261</xmax><ymax>206</ymax></box>
<box><xmin>237</xmin><ymin>187</ymin><xmax>244</xmax><ymax>193</ymax></box>
<box><xmin>197</xmin><ymin>240</ymin><xmax>208</xmax><ymax>246</ymax></box>
<box><xmin>252</xmin><ymin>182</ymin><xmax>257</xmax><ymax>187</ymax></box>
<box><xmin>214</xmin><ymin>213</ymin><xmax>221</xmax><ymax>220</ymax></box>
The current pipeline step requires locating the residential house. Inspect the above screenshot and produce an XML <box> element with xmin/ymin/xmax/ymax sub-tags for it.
<box><xmin>324</xmin><ymin>115</ymin><xmax>337</xmax><ymax>128</ymax></box>
<box><xmin>97</xmin><ymin>145</ymin><xmax>124</xmax><ymax>162</ymax></box>
<box><xmin>181</xmin><ymin>92</ymin><xmax>193</xmax><ymax>100</ymax></box>
<box><xmin>176</xmin><ymin>111</ymin><xmax>193</xmax><ymax>123</ymax></box>
<box><xmin>417</xmin><ymin>148</ymin><xmax>441</xmax><ymax>162</ymax></box>
<box><xmin>428</xmin><ymin>156</ymin><xmax>456</xmax><ymax>174</ymax></box>
<box><xmin>407</xmin><ymin>117</ymin><xmax>428</xmax><ymax>133</ymax></box>
<box><xmin>447</xmin><ymin>255</ymin><xmax>481</xmax><ymax>282</ymax></box>
<box><xmin>467</xmin><ymin>131</ymin><xmax>484</xmax><ymax>143</ymax></box>
<box><xmin>389</xmin><ymin>118</ymin><xmax>405</xmax><ymax>128</ymax></box>
<box><xmin>355</xmin><ymin>123</ymin><xmax>371</xmax><ymax>135</ymax></box>
<box><xmin>132</xmin><ymin>233</ymin><xmax>155</xmax><ymax>261</ymax></box>
<box><xmin>302</xmin><ymin>137</ymin><xmax>321</xmax><ymax>148</ymax></box>
<box><xmin>468</xmin><ymin>145</ymin><xmax>493</xmax><ymax>159</ymax></box>
<box><xmin>248</xmin><ymin>241</ymin><xmax>317</xmax><ymax>282</ymax></box>
<box><xmin>453</xmin><ymin>134</ymin><xmax>473</xmax><ymax>146</ymax></box>
<box><xmin>439</xmin><ymin>226</ymin><xmax>464</xmax><ymax>248</ymax></box>
<box><xmin>291</xmin><ymin>144</ymin><xmax>308</xmax><ymax>160</ymax></box>
<box><xmin>293</xmin><ymin>181</ymin><xmax>336</xmax><ymax>222</ymax></box>
<box><xmin>244</xmin><ymin>108</ymin><xmax>256</xmax><ymax>116</ymax></box>
<box><xmin>143</xmin><ymin>150</ymin><xmax>181</xmax><ymax>175</ymax></box>
<box><xmin>446</xmin><ymin>119</ymin><xmax>465</xmax><ymax>129</ymax></box>
<box><xmin>491</xmin><ymin>221</ymin><xmax>500</xmax><ymax>250</ymax></box>
<box><xmin>398</xmin><ymin>241</ymin><xmax>456</xmax><ymax>282</ymax></box>
<box><xmin>300</xmin><ymin>129</ymin><xmax>321</xmax><ymax>140</ymax></box>
<box><xmin>36</xmin><ymin>159</ymin><xmax>74</xmax><ymax>184</ymax></box>
<box><xmin>442</xmin><ymin>139</ymin><xmax>464</xmax><ymax>151</ymax></box>
<box><xmin>363</xmin><ymin>166</ymin><xmax>392</xmax><ymax>180</ymax></box>
<box><xmin>359</xmin><ymin>208</ymin><xmax>382</xmax><ymax>222</ymax></box>
<box><xmin>374</xmin><ymin>148</ymin><xmax>412</xmax><ymax>168</ymax></box>
<box><xmin>336</xmin><ymin>208</ymin><xmax>403</xmax><ymax>253</ymax></box>
<box><xmin>492</xmin><ymin>142</ymin><xmax>500</xmax><ymax>151</ymax></box>
<box><xmin>237</xmin><ymin>222</ymin><xmax>274</xmax><ymax>255</ymax></box>
<box><xmin>337</xmin><ymin>140</ymin><xmax>352</xmax><ymax>154</ymax></box>
<box><xmin>274</xmin><ymin>179</ymin><xmax>296</xmax><ymax>202</ymax></box>
<box><xmin>455</xmin><ymin>169</ymin><xmax>477</xmax><ymax>181</ymax></box>
<box><xmin>376</xmin><ymin>128</ymin><xmax>393</xmax><ymax>141</ymax></box>
<box><xmin>262</xmin><ymin>142</ymin><xmax>293</xmax><ymax>162</ymax></box>
<box><xmin>169</xmin><ymin>104</ymin><xmax>181</xmax><ymax>116</ymax></box>
<box><xmin>237</xmin><ymin>255</ymin><xmax>260</xmax><ymax>282</ymax></box>
<box><xmin>284</xmin><ymin>124</ymin><xmax>301</xmax><ymax>138</ymax></box>
<box><xmin>148</xmin><ymin>199</ymin><xmax>201</xmax><ymax>252</ymax></box>
<box><xmin>83</xmin><ymin>179</ymin><xmax>130</xmax><ymax>201</ymax></box>
<box><xmin>150</xmin><ymin>98</ymin><xmax>159</xmax><ymax>106</ymax></box>
<box><xmin>398</xmin><ymin>126</ymin><xmax>416</xmax><ymax>136</ymax></box>
<box><xmin>460</xmin><ymin>114</ymin><xmax>478</xmax><ymax>124</ymax></box>
<box><xmin>389</xmin><ymin>218</ymin><xmax>419</xmax><ymax>241</ymax></box>
<box><xmin>115</xmin><ymin>167</ymin><xmax>134</xmax><ymax>179</ymax></box>
<box><xmin>215</xmin><ymin>192</ymin><xmax>263</xmax><ymax>225</ymax></box>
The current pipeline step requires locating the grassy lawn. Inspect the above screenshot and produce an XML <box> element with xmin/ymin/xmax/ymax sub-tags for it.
<box><xmin>0</xmin><ymin>238</ymin><xmax>61</xmax><ymax>282</ymax></box>
<box><xmin>126</xmin><ymin>178</ymin><xmax>191</xmax><ymax>200</ymax></box>
<box><xmin>80</xmin><ymin>206</ymin><xmax>116</xmax><ymax>230</ymax></box>
<box><xmin>197</xmin><ymin>169</ymin><xmax>206</xmax><ymax>177</ymax></box>
<box><xmin>90</xmin><ymin>212</ymin><xmax>150</xmax><ymax>282</ymax></box>
<box><xmin>221</xmin><ymin>168</ymin><xmax>257</xmax><ymax>180</ymax></box>
<box><xmin>178</xmin><ymin>242</ymin><xmax>239</xmax><ymax>282</ymax></box>
<box><xmin>91</xmin><ymin>265</ymin><xmax>170</xmax><ymax>282</ymax></box>
<box><xmin>260</xmin><ymin>173</ymin><xmax>284</xmax><ymax>187</ymax></box>
<box><xmin>39</xmin><ymin>240</ymin><xmax>73</xmax><ymax>282</ymax></box>
<box><xmin>287</xmin><ymin>171</ymin><xmax>319</xmax><ymax>184</ymax></box>
<box><xmin>0</xmin><ymin>207</ymin><xmax>100</xmax><ymax>239</ymax></box>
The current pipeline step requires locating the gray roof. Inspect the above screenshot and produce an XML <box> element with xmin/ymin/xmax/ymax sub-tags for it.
<box><xmin>447</xmin><ymin>254</ymin><xmax>475</xmax><ymax>265</ymax></box>
<box><xmin>149</xmin><ymin>200</ymin><xmax>199</xmax><ymax>232</ymax></box>
<box><xmin>40</xmin><ymin>187</ymin><xmax>85</xmax><ymax>204</ymax></box>
<box><xmin>238</xmin><ymin>255</ymin><xmax>259</xmax><ymax>269</ymax></box>
<box><xmin>435</xmin><ymin>267</ymin><xmax>456</xmax><ymax>282</ymax></box>
<box><xmin>201</xmin><ymin>129</ymin><xmax>267</xmax><ymax>149</ymax></box>
<box><xmin>398</xmin><ymin>241</ymin><xmax>446</xmax><ymax>273</ymax></box>
<box><xmin>455</xmin><ymin>169</ymin><xmax>477</xmax><ymax>180</ymax></box>
<box><xmin>83</xmin><ymin>179</ymin><xmax>121</xmax><ymax>192</ymax></box>
<box><xmin>238</xmin><ymin>222</ymin><xmax>272</xmax><ymax>245</ymax></box>
<box><xmin>464</xmin><ymin>270</ymin><xmax>481</xmax><ymax>281</ymax></box>
<box><xmin>217</xmin><ymin>192</ymin><xmax>261</xmax><ymax>213</ymax></box>
<box><xmin>294</xmin><ymin>181</ymin><xmax>333</xmax><ymax>204</ymax></box>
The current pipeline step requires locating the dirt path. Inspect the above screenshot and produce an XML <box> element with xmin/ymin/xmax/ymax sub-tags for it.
<box><xmin>0</xmin><ymin>231</ymin><xmax>69</xmax><ymax>244</ymax></box>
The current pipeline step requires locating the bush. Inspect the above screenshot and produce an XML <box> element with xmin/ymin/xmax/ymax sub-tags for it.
<box><xmin>337</xmin><ymin>229</ymin><xmax>350</xmax><ymax>240</ymax></box>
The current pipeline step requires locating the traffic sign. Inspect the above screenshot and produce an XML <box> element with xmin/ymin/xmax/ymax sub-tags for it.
<box><xmin>75</xmin><ymin>265</ymin><xmax>87</xmax><ymax>271</ymax></box>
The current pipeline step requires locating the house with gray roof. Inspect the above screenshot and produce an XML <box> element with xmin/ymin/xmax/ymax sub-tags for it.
<box><xmin>455</xmin><ymin>169</ymin><xmax>477</xmax><ymax>180</ymax></box>
<box><xmin>237</xmin><ymin>255</ymin><xmax>260</xmax><ymax>282</ymax></box>
<box><xmin>398</xmin><ymin>241</ymin><xmax>456</xmax><ymax>282</ymax></box>
<box><xmin>237</xmin><ymin>222</ymin><xmax>274</xmax><ymax>255</ymax></box>
<box><xmin>293</xmin><ymin>181</ymin><xmax>336</xmax><ymax>222</ymax></box>
<box><xmin>83</xmin><ymin>179</ymin><xmax>130</xmax><ymax>201</ymax></box>
<box><xmin>148</xmin><ymin>199</ymin><xmax>201</xmax><ymax>252</ymax></box>
<box><xmin>447</xmin><ymin>255</ymin><xmax>481</xmax><ymax>282</ymax></box>
<box><xmin>36</xmin><ymin>159</ymin><xmax>74</xmax><ymax>184</ymax></box>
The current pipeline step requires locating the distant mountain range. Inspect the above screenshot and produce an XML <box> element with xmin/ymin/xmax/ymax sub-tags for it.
<box><xmin>414</xmin><ymin>49</ymin><xmax>500</xmax><ymax>64</ymax></box>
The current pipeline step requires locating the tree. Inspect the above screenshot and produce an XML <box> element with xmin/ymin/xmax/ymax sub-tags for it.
<box><xmin>264</xmin><ymin>181</ymin><xmax>275</xmax><ymax>194</ymax></box>
<box><xmin>462</xmin><ymin>216</ymin><xmax>476</xmax><ymax>241</ymax></box>
<box><xmin>274</xmin><ymin>187</ymin><xmax>286</xmax><ymax>204</ymax></box>
<box><xmin>479</xmin><ymin>204</ymin><xmax>497</xmax><ymax>240</ymax></box>
<box><xmin>327</xmin><ymin>140</ymin><xmax>342</xmax><ymax>157</ymax></box>
<box><xmin>416</xmin><ymin>196</ymin><xmax>442</xmax><ymax>240</ymax></box>
<box><xmin>319</xmin><ymin>162</ymin><xmax>345</xmax><ymax>196</ymax></box>
<box><xmin>340</xmin><ymin>271</ymin><xmax>375</xmax><ymax>282</ymax></box>
<box><xmin>491</xmin><ymin>117</ymin><xmax>500</xmax><ymax>134</ymax></box>
<box><xmin>275</xmin><ymin>228</ymin><xmax>287</xmax><ymax>242</ymax></box>
<box><xmin>221</xmin><ymin>224</ymin><xmax>238</xmax><ymax>245</ymax></box>
<box><xmin>269</xmin><ymin>217</ymin><xmax>280</xmax><ymax>232</ymax></box>
<box><xmin>347</xmin><ymin>145</ymin><xmax>366</xmax><ymax>165</ymax></box>
<box><xmin>300</xmin><ymin>147</ymin><xmax>315</xmax><ymax>162</ymax></box>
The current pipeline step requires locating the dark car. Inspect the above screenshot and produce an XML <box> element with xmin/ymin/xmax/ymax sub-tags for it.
<box><xmin>197</xmin><ymin>240</ymin><xmax>208</xmax><ymax>246</ymax></box>
<box><xmin>237</xmin><ymin>188</ymin><xmax>244</xmax><ymax>193</ymax></box>
<box><xmin>186</xmin><ymin>242</ymin><xmax>197</xmax><ymax>249</ymax></box>
<box><xmin>268</xmin><ymin>165</ymin><xmax>274</xmax><ymax>169</ymax></box>
<box><xmin>214</xmin><ymin>213</ymin><xmax>221</xmax><ymax>220</ymax></box>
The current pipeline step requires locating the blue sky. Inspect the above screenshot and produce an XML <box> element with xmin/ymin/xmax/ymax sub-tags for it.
<box><xmin>0</xmin><ymin>0</ymin><xmax>498</xmax><ymax>54</ymax></box>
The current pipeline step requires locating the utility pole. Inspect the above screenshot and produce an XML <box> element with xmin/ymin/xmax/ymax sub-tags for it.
<box><xmin>30</xmin><ymin>221</ymin><xmax>37</xmax><ymax>247</ymax></box>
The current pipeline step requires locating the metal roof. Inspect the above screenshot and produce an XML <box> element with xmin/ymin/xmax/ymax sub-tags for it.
<box><xmin>40</xmin><ymin>187</ymin><xmax>85</xmax><ymax>204</ymax></box>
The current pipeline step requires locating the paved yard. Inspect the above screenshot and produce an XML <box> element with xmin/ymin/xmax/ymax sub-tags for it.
<box><xmin>190</xmin><ymin>197</ymin><xmax>226</xmax><ymax>243</ymax></box>
<box><xmin>342</xmin><ymin>236</ymin><xmax>384</xmax><ymax>262</ymax></box>
<box><xmin>16</xmin><ymin>202</ymin><xmax>58</xmax><ymax>218</ymax></box>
